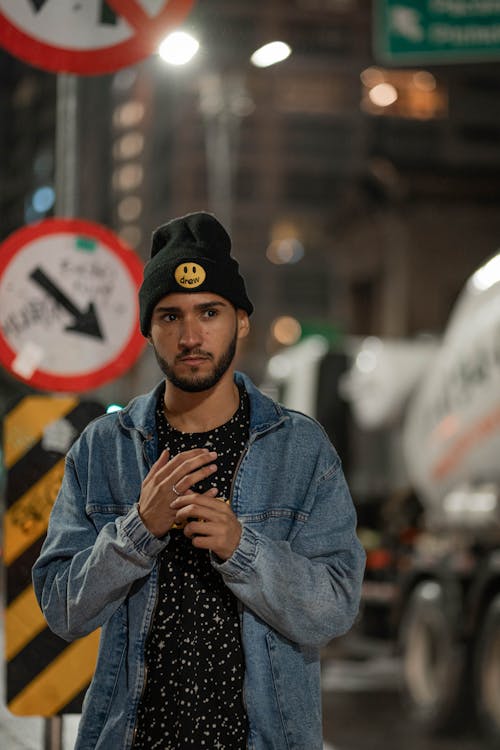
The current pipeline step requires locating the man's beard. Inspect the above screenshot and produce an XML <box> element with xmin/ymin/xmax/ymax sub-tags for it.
<box><xmin>152</xmin><ymin>328</ymin><xmax>238</xmax><ymax>393</ymax></box>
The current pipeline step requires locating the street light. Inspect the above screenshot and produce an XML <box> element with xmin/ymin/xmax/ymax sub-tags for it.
<box><xmin>157</xmin><ymin>34</ymin><xmax>292</xmax><ymax>70</ymax></box>
<box><xmin>250</xmin><ymin>41</ymin><xmax>291</xmax><ymax>68</ymax></box>
<box><xmin>158</xmin><ymin>31</ymin><xmax>200</xmax><ymax>66</ymax></box>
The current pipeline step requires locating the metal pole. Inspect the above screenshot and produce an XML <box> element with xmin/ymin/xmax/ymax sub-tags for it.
<box><xmin>55</xmin><ymin>73</ymin><xmax>79</xmax><ymax>217</ymax></box>
<box><xmin>42</xmin><ymin>71</ymin><xmax>80</xmax><ymax>750</ymax></box>
<box><xmin>44</xmin><ymin>715</ymin><xmax>63</xmax><ymax>750</ymax></box>
<box><xmin>199</xmin><ymin>71</ymin><xmax>249</xmax><ymax>233</ymax></box>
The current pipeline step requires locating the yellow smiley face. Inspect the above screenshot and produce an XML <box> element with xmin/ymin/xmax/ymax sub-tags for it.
<box><xmin>174</xmin><ymin>262</ymin><xmax>206</xmax><ymax>289</ymax></box>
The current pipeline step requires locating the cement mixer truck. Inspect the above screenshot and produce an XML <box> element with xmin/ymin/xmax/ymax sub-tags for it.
<box><xmin>263</xmin><ymin>251</ymin><xmax>500</xmax><ymax>744</ymax></box>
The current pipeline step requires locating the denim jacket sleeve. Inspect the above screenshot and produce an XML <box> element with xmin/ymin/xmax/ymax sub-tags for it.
<box><xmin>212</xmin><ymin>454</ymin><xmax>366</xmax><ymax>649</ymax></box>
<box><xmin>32</xmin><ymin>453</ymin><xmax>167</xmax><ymax>641</ymax></box>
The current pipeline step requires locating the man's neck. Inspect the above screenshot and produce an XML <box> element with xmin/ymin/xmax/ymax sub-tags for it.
<box><xmin>163</xmin><ymin>372</ymin><xmax>240</xmax><ymax>433</ymax></box>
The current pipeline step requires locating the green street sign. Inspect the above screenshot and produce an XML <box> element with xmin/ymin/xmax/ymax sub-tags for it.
<box><xmin>375</xmin><ymin>0</ymin><xmax>500</xmax><ymax>63</ymax></box>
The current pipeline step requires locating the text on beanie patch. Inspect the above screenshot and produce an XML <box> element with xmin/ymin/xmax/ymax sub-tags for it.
<box><xmin>174</xmin><ymin>262</ymin><xmax>206</xmax><ymax>289</ymax></box>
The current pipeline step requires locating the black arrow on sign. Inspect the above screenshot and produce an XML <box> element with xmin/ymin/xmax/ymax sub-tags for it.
<box><xmin>28</xmin><ymin>0</ymin><xmax>118</xmax><ymax>23</ymax></box>
<box><xmin>29</xmin><ymin>267</ymin><xmax>104</xmax><ymax>340</ymax></box>
<box><xmin>28</xmin><ymin>0</ymin><xmax>49</xmax><ymax>11</ymax></box>
<box><xmin>101</xmin><ymin>1</ymin><xmax>118</xmax><ymax>25</ymax></box>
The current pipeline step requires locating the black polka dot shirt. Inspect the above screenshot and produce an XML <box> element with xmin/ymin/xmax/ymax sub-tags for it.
<box><xmin>133</xmin><ymin>386</ymin><xmax>250</xmax><ymax>750</ymax></box>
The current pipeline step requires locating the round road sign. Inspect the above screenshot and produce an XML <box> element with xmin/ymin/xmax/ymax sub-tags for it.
<box><xmin>0</xmin><ymin>0</ymin><xmax>195</xmax><ymax>75</ymax></box>
<box><xmin>0</xmin><ymin>218</ymin><xmax>146</xmax><ymax>392</ymax></box>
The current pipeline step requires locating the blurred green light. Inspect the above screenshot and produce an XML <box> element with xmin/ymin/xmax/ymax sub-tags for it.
<box><xmin>106</xmin><ymin>403</ymin><xmax>123</xmax><ymax>414</ymax></box>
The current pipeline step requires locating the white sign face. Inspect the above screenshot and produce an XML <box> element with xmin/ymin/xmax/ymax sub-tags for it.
<box><xmin>0</xmin><ymin>219</ymin><xmax>145</xmax><ymax>392</ymax></box>
<box><xmin>0</xmin><ymin>0</ymin><xmax>162</xmax><ymax>49</ymax></box>
<box><xmin>0</xmin><ymin>0</ymin><xmax>195</xmax><ymax>74</ymax></box>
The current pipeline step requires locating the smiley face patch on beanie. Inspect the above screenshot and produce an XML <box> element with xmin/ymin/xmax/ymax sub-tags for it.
<box><xmin>174</xmin><ymin>262</ymin><xmax>207</xmax><ymax>289</ymax></box>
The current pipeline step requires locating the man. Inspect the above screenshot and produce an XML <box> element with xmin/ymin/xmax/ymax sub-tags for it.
<box><xmin>33</xmin><ymin>211</ymin><xmax>365</xmax><ymax>750</ymax></box>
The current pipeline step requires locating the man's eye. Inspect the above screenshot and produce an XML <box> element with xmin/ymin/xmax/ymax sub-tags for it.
<box><xmin>204</xmin><ymin>309</ymin><xmax>217</xmax><ymax>318</ymax></box>
<box><xmin>164</xmin><ymin>314</ymin><xmax>177</xmax><ymax>322</ymax></box>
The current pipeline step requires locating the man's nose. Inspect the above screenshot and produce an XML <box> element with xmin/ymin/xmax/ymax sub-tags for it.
<box><xmin>179</xmin><ymin>318</ymin><xmax>203</xmax><ymax>348</ymax></box>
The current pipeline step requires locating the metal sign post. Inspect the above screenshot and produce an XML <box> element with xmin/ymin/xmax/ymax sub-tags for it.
<box><xmin>55</xmin><ymin>74</ymin><xmax>79</xmax><ymax>219</ymax></box>
<box><xmin>44</xmin><ymin>714</ymin><xmax>62</xmax><ymax>750</ymax></box>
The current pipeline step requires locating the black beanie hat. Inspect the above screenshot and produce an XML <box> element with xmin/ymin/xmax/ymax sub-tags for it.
<box><xmin>139</xmin><ymin>211</ymin><xmax>253</xmax><ymax>336</ymax></box>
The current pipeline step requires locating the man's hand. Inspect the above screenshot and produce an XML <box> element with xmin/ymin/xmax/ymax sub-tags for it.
<box><xmin>170</xmin><ymin>493</ymin><xmax>242</xmax><ymax>561</ymax></box>
<box><xmin>138</xmin><ymin>448</ymin><xmax>218</xmax><ymax>537</ymax></box>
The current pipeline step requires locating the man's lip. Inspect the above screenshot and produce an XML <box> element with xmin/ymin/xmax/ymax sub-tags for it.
<box><xmin>178</xmin><ymin>356</ymin><xmax>210</xmax><ymax>364</ymax></box>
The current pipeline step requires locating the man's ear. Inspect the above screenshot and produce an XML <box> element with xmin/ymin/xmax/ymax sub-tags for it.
<box><xmin>236</xmin><ymin>310</ymin><xmax>250</xmax><ymax>340</ymax></box>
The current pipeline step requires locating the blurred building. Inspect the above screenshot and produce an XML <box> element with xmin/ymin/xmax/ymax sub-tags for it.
<box><xmin>1</xmin><ymin>0</ymin><xmax>500</xmax><ymax>397</ymax></box>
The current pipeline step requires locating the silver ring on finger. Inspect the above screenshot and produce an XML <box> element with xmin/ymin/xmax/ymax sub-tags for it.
<box><xmin>172</xmin><ymin>483</ymin><xmax>181</xmax><ymax>496</ymax></box>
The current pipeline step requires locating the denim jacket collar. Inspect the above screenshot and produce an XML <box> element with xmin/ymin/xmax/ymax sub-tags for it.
<box><xmin>117</xmin><ymin>381</ymin><xmax>164</xmax><ymax>439</ymax></box>
<box><xmin>117</xmin><ymin>371</ymin><xmax>288</xmax><ymax>440</ymax></box>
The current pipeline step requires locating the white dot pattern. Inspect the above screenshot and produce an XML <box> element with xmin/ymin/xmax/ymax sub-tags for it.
<box><xmin>132</xmin><ymin>386</ymin><xmax>250</xmax><ymax>749</ymax></box>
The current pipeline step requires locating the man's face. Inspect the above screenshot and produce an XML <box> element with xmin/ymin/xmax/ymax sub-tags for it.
<box><xmin>149</xmin><ymin>292</ymin><xmax>249</xmax><ymax>393</ymax></box>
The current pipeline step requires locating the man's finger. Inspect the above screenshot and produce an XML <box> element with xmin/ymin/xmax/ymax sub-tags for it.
<box><xmin>183</xmin><ymin>520</ymin><xmax>215</xmax><ymax>538</ymax></box>
<box><xmin>142</xmin><ymin>449</ymin><xmax>169</xmax><ymax>485</ymax></box>
<box><xmin>153</xmin><ymin>448</ymin><xmax>216</xmax><ymax>485</ymax></box>
<box><xmin>175</xmin><ymin>506</ymin><xmax>216</xmax><ymax>524</ymax></box>
<box><xmin>168</xmin><ymin>462</ymin><xmax>218</xmax><ymax>496</ymax></box>
<box><xmin>171</xmin><ymin>492</ymin><xmax>227</xmax><ymax>510</ymax></box>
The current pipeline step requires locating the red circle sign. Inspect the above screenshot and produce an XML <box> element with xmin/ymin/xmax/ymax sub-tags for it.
<box><xmin>0</xmin><ymin>218</ymin><xmax>146</xmax><ymax>392</ymax></box>
<box><xmin>0</xmin><ymin>0</ymin><xmax>195</xmax><ymax>75</ymax></box>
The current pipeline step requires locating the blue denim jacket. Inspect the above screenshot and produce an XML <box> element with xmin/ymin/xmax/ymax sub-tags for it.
<box><xmin>33</xmin><ymin>372</ymin><xmax>365</xmax><ymax>750</ymax></box>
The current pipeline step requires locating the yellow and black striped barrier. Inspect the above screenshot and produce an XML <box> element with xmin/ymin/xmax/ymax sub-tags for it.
<box><xmin>3</xmin><ymin>395</ymin><xmax>104</xmax><ymax>716</ymax></box>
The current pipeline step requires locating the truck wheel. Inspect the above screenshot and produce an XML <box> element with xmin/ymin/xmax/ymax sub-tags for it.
<box><xmin>474</xmin><ymin>593</ymin><xmax>500</xmax><ymax>745</ymax></box>
<box><xmin>399</xmin><ymin>580</ymin><xmax>467</xmax><ymax>733</ymax></box>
